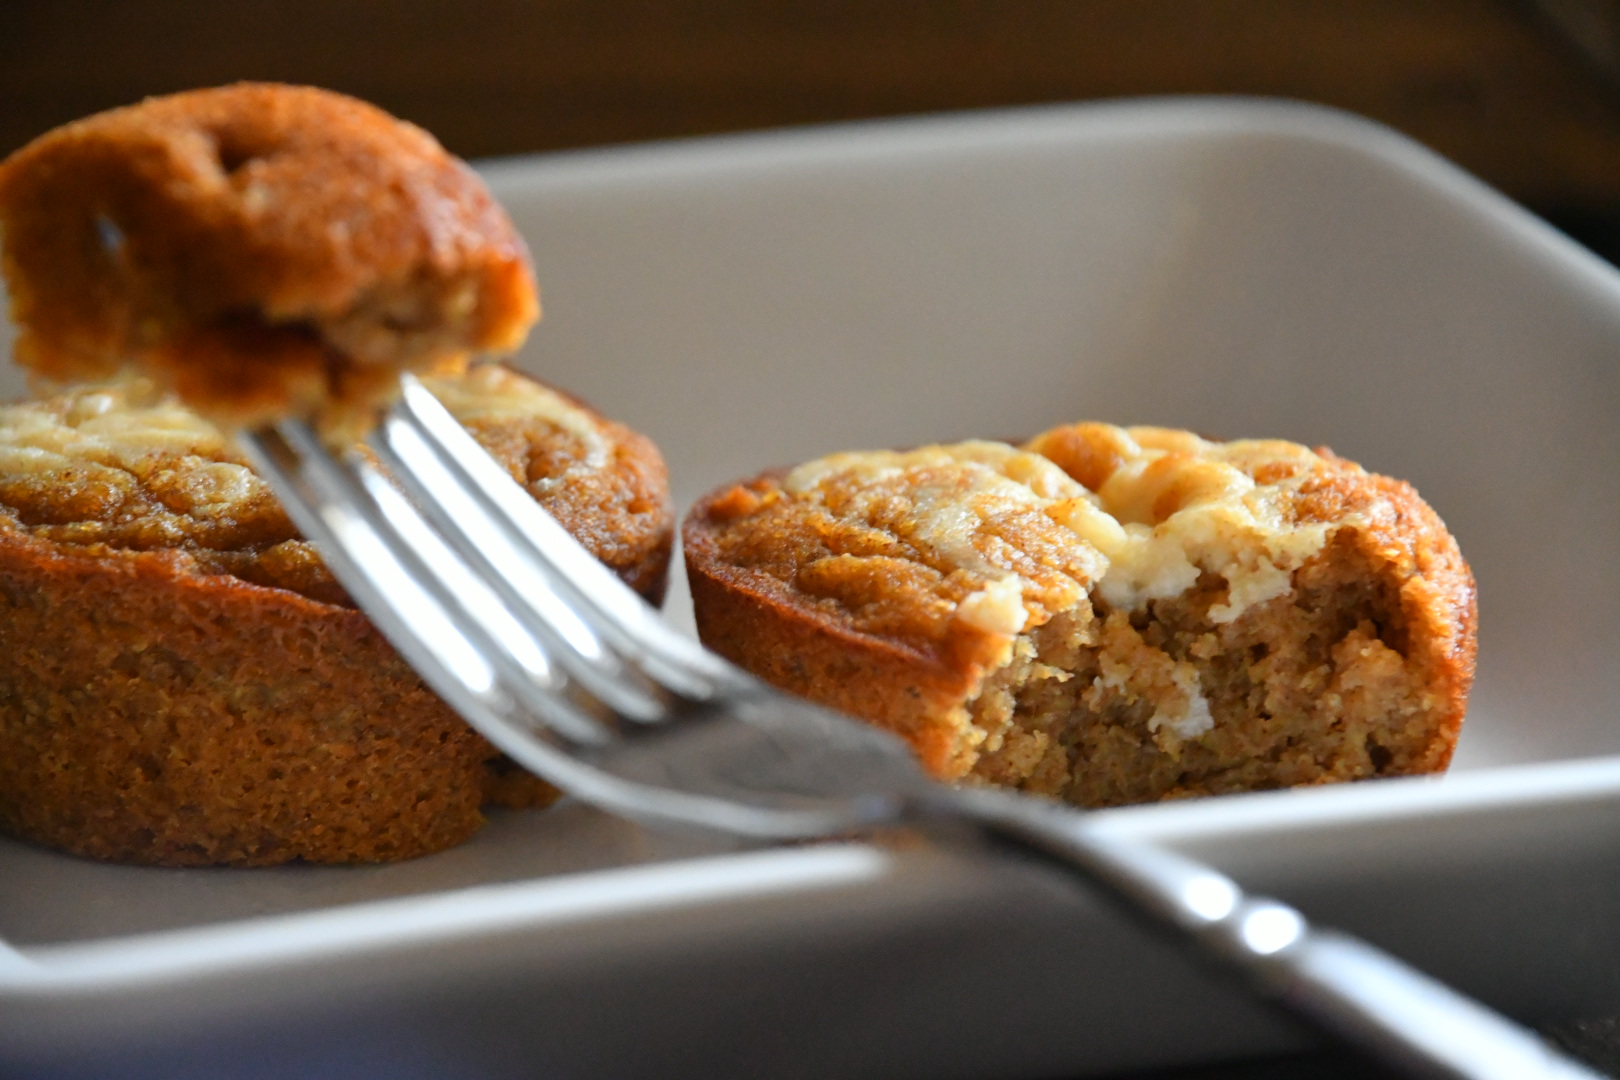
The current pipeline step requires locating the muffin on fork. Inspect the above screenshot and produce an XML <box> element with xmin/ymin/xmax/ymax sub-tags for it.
<box><xmin>0</xmin><ymin>82</ymin><xmax>537</xmax><ymax>440</ymax></box>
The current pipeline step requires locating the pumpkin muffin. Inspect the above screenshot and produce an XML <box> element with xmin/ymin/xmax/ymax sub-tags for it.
<box><xmin>0</xmin><ymin>365</ymin><xmax>672</xmax><ymax>866</ymax></box>
<box><xmin>684</xmin><ymin>423</ymin><xmax>1475</xmax><ymax>807</ymax></box>
<box><xmin>0</xmin><ymin>82</ymin><xmax>538</xmax><ymax>438</ymax></box>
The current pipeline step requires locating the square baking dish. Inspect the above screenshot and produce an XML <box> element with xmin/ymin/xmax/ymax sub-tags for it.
<box><xmin>5</xmin><ymin>97</ymin><xmax>1620</xmax><ymax>1079</ymax></box>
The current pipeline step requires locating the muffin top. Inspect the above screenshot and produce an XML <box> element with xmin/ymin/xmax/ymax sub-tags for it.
<box><xmin>0</xmin><ymin>364</ymin><xmax>667</xmax><ymax>605</ymax></box>
<box><xmin>692</xmin><ymin>423</ymin><xmax>1388</xmax><ymax>652</ymax></box>
<box><xmin>0</xmin><ymin>83</ymin><xmax>538</xmax><ymax>435</ymax></box>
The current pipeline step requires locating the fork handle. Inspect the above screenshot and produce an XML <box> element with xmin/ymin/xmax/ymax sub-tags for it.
<box><xmin>929</xmin><ymin>787</ymin><xmax>1600</xmax><ymax>1080</ymax></box>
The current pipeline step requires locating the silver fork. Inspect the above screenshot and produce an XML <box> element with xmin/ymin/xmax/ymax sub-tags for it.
<box><xmin>239</xmin><ymin>373</ymin><xmax>1598</xmax><ymax>1080</ymax></box>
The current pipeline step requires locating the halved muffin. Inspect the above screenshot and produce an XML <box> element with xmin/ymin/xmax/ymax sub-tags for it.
<box><xmin>0</xmin><ymin>364</ymin><xmax>672</xmax><ymax>865</ymax></box>
<box><xmin>685</xmin><ymin>423</ymin><xmax>1475</xmax><ymax>807</ymax></box>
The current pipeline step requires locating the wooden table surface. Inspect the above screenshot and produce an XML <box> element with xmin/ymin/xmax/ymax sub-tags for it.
<box><xmin>5</xmin><ymin>4</ymin><xmax>1619</xmax><ymax>1078</ymax></box>
<box><xmin>7</xmin><ymin>0</ymin><xmax>1620</xmax><ymax>225</ymax></box>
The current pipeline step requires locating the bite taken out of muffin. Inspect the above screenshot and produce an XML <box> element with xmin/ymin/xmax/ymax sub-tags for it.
<box><xmin>684</xmin><ymin>423</ymin><xmax>1476</xmax><ymax>809</ymax></box>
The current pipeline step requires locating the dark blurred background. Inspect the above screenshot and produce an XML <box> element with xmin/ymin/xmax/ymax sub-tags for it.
<box><xmin>5</xmin><ymin>3</ymin><xmax>1619</xmax><ymax>1078</ymax></box>
<box><xmin>8</xmin><ymin>0</ymin><xmax>1620</xmax><ymax>259</ymax></box>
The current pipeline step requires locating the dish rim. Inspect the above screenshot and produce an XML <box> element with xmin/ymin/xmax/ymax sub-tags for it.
<box><xmin>6</xmin><ymin>93</ymin><xmax>1620</xmax><ymax>1002</ymax></box>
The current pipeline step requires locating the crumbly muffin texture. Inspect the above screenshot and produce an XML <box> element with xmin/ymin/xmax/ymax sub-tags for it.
<box><xmin>0</xmin><ymin>366</ymin><xmax>673</xmax><ymax>865</ymax></box>
<box><xmin>685</xmin><ymin>423</ymin><xmax>1476</xmax><ymax>806</ymax></box>
<box><xmin>0</xmin><ymin>82</ymin><xmax>538</xmax><ymax>437</ymax></box>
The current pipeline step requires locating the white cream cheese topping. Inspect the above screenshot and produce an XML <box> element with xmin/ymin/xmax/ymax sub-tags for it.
<box><xmin>0</xmin><ymin>366</ymin><xmax>603</xmax><ymax>511</ymax></box>
<box><xmin>0</xmin><ymin>383</ymin><xmax>269</xmax><ymax>520</ymax></box>
<box><xmin>1160</xmin><ymin>666</ymin><xmax>1216</xmax><ymax>740</ymax></box>
<box><xmin>782</xmin><ymin>425</ymin><xmax>1348</xmax><ymax>641</ymax></box>
<box><xmin>954</xmin><ymin>575</ymin><xmax>1029</xmax><ymax>637</ymax></box>
<box><xmin>1051</xmin><ymin>429</ymin><xmax>1337</xmax><ymax>619</ymax></box>
<box><xmin>0</xmin><ymin>385</ymin><xmax>227</xmax><ymax>471</ymax></box>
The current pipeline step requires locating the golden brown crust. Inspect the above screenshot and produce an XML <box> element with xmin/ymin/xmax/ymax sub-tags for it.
<box><xmin>688</xmin><ymin>547</ymin><xmax>988</xmax><ymax>777</ymax></box>
<box><xmin>0</xmin><ymin>368</ymin><xmax>672</xmax><ymax>605</ymax></box>
<box><xmin>0</xmin><ymin>83</ymin><xmax>538</xmax><ymax>434</ymax></box>
<box><xmin>686</xmin><ymin>470</ymin><xmax>1000</xmax><ymax>777</ymax></box>
<box><xmin>0</xmin><ymin>370</ymin><xmax>672</xmax><ymax>866</ymax></box>
<box><xmin>454</xmin><ymin>376</ymin><xmax>673</xmax><ymax>601</ymax></box>
<box><xmin>684</xmin><ymin>429</ymin><xmax>1477</xmax><ymax>806</ymax></box>
<box><xmin>0</xmin><ymin>531</ymin><xmax>519</xmax><ymax>866</ymax></box>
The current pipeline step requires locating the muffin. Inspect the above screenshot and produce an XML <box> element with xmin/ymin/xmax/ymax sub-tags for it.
<box><xmin>0</xmin><ymin>365</ymin><xmax>672</xmax><ymax>865</ymax></box>
<box><xmin>684</xmin><ymin>423</ymin><xmax>1476</xmax><ymax>807</ymax></box>
<box><xmin>0</xmin><ymin>82</ymin><xmax>538</xmax><ymax>438</ymax></box>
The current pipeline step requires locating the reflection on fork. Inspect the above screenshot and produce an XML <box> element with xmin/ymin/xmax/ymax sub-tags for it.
<box><xmin>239</xmin><ymin>373</ymin><xmax>1599</xmax><ymax>1080</ymax></box>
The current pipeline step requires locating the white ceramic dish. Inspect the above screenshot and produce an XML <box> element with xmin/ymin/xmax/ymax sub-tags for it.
<box><xmin>5</xmin><ymin>98</ymin><xmax>1620</xmax><ymax>1079</ymax></box>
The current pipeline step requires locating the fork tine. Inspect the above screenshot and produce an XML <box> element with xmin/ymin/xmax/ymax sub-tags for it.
<box><xmin>386</xmin><ymin>375</ymin><xmax>743</xmax><ymax>697</ymax></box>
<box><xmin>240</xmin><ymin>421</ymin><xmax>614</xmax><ymax>749</ymax></box>
<box><xmin>371</xmin><ymin>409</ymin><xmax>672</xmax><ymax>723</ymax></box>
<box><xmin>244</xmin><ymin>422</ymin><xmax>817</xmax><ymax>835</ymax></box>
